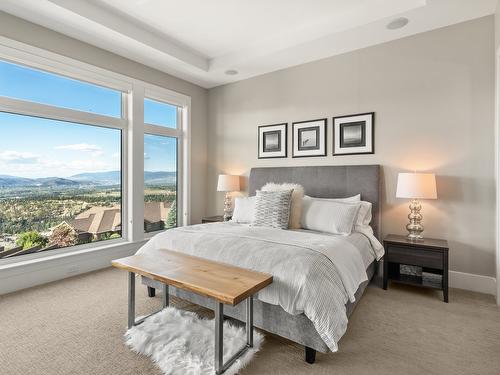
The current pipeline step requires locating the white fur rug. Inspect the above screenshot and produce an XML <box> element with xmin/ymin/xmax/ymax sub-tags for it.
<box><xmin>125</xmin><ymin>307</ymin><xmax>264</xmax><ymax>375</ymax></box>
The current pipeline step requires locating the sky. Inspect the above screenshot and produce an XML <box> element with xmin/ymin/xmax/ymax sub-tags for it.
<box><xmin>0</xmin><ymin>60</ymin><xmax>177</xmax><ymax>178</ymax></box>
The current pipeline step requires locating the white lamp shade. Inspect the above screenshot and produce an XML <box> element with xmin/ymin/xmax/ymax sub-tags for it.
<box><xmin>396</xmin><ymin>173</ymin><xmax>437</xmax><ymax>199</ymax></box>
<box><xmin>217</xmin><ymin>174</ymin><xmax>240</xmax><ymax>192</ymax></box>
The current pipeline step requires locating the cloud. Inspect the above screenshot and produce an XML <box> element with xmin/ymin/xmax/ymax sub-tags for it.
<box><xmin>0</xmin><ymin>155</ymin><xmax>118</xmax><ymax>178</ymax></box>
<box><xmin>0</xmin><ymin>151</ymin><xmax>39</xmax><ymax>164</ymax></box>
<box><xmin>112</xmin><ymin>152</ymin><xmax>120</xmax><ymax>158</ymax></box>
<box><xmin>55</xmin><ymin>143</ymin><xmax>104</xmax><ymax>157</ymax></box>
<box><xmin>144</xmin><ymin>152</ymin><xmax>150</xmax><ymax>160</ymax></box>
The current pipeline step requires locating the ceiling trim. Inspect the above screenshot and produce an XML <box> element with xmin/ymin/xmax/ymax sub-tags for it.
<box><xmin>49</xmin><ymin>0</ymin><xmax>209</xmax><ymax>71</ymax></box>
<box><xmin>0</xmin><ymin>0</ymin><xmax>497</xmax><ymax>88</ymax></box>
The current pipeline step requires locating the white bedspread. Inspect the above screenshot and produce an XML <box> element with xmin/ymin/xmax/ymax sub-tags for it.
<box><xmin>137</xmin><ymin>222</ymin><xmax>381</xmax><ymax>352</ymax></box>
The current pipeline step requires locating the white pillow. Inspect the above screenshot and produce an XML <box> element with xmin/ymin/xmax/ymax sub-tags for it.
<box><xmin>231</xmin><ymin>196</ymin><xmax>256</xmax><ymax>223</ymax></box>
<box><xmin>356</xmin><ymin>201</ymin><xmax>372</xmax><ymax>226</ymax></box>
<box><xmin>262</xmin><ymin>182</ymin><xmax>304</xmax><ymax>229</ymax></box>
<box><xmin>304</xmin><ymin>195</ymin><xmax>371</xmax><ymax>226</ymax></box>
<box><xmin>300</xmin><ymin>197</ymin><xmax>360</xmax><ymax>235</ymax></box>
<box><xmin>304</xmin><ymin>194</ymin><xmax>360</xmax><ymax>202</ymax></box>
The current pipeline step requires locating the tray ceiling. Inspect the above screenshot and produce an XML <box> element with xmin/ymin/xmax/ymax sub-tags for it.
<box><xmin>0</xmin><ymin>0</ymin><xmax>496</xmax><ymax>88</ymax></box>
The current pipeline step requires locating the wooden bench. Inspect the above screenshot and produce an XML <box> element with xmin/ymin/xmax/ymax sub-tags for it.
<box><xmin>112</xmin><ymin>249</ymin><xmax>273</xmax><ymax>374</ymax></box>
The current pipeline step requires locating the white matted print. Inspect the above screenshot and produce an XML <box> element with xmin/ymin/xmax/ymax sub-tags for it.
<box><xmin>333</xmin><ymin>112</ymin><xmax>374</xmax><ymax>155</ymax></box>
<box><xmin>292</xmin><ymin>119</ymin><xmax>327</xmax><ymax>157</ymax></box>
<box><xmin>258</xmin><ymin>123</ymin><xmax>287</xmax><ymax>158</ymax></box>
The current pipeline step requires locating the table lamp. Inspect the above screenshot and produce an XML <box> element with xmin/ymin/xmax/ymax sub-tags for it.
<box><xmin>217</xmin><ymin>174</ymin><xmax>240</xmax><ymax>221</ymax></box>
<box><xmin>396</xmin><ymin>172</ymin><xmax>437</xmax><ymax>240</ymax></box>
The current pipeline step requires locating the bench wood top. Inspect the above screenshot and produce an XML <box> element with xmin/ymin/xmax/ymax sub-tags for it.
<box><xmin>112</xmin><ymin>249</ymin><xmax>273</xmax><ymax>305</ymax></box>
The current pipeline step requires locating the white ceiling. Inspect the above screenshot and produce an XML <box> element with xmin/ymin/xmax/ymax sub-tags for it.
<box><xmin>0</xmin><ymin>0</ymin><xmax>497</xmax><ymax>88</ymax></box>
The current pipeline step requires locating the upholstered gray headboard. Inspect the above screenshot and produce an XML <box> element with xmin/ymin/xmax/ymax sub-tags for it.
<box><xmin>248</xmin><ymin>165</ymin><xmax>381</xmax><ymax>239</ymax></box>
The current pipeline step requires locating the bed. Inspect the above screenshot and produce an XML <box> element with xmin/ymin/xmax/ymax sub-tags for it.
<box><xmin>140</xmin><ymin>165</ymin><xmax>381</xmax><ymax>363</ymax></box>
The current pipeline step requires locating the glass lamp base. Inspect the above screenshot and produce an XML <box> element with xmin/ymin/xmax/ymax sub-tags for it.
<box><xmin>406</xmin><ymin>199</ymin><xmax>424</xmax><ymax>240</ymax></box>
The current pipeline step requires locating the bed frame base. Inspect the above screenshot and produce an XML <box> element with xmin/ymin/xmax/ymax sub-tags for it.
<box><xmin>141</xmin><ymin>260</ymin><xmax>376</xmax><ymax>363</ymax></box>
<box><xmin>147</xmin><ymin>286</ymin><xmax>155</xmax><ymax>298</ymax></box>
<box><xmin>305</xmin><ymin>346</ymin><xmax>316</xmax><ymax>364</ymax></box>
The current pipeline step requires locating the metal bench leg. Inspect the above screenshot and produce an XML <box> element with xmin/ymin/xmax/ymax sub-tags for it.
<box><xmin>215</xmin><ymin>302</ymin><xmax>223</xmax><ymax>374</ymax></box>
<box><xmin>162</xmin><ymin>284</ymin><xmax>169</xmax><ymax>308</ymax></box>
<box><xmin>246</xmin><ymin>296</ymin><xmax>253</xmax><ymax>347</ymax></box>
<box><xmin>214</xmin><ymin>296</ymin><xmax>254</xmax><ymax>374</ymax></box>
<box><xmin>128</xmin><ymin>272</ymin><xmax>135</xmax><ymax>329</ymax></box>
<box><xmin>127</xmin><ymin>274</ymin><xmax>168</xmax><ymax>328</ymax></box>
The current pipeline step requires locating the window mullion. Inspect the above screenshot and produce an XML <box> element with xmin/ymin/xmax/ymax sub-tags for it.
<box><xmin>0</xmin><ymin>96</ymin><xmax>125</xmax><ymax>129</ymax></box>
<box><xmin>128</xmin><ymin>85</ymin><xmax>145</xmax><ymax>242</ymax></box>
<box><xmin>143</xmin><ymin>123</ymin><xmax>181</xmax><ymax>137</ymax></box>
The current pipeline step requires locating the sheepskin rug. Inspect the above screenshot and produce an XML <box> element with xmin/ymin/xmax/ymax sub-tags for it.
<box><xmin>125</xmin><ymin>307</ymin><xmax>264</xmax><ymax>375</ymax></box>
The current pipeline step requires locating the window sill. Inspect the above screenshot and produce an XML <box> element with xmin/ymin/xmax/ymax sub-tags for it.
<box><xmin>0</xmin><ymin>238</ymin><xmax>150</xmax><ymax>295</ymax></box>
<box><xmin>0</xmin><ymin>238</ymin><xmax>147</xmax><ymax>277</ymax></box>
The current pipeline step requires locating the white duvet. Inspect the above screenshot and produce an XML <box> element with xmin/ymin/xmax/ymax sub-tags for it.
<box><xmin>137</xmin><ymin>222</ymin><xmax>383</xmax><ymax>352</ymax></box>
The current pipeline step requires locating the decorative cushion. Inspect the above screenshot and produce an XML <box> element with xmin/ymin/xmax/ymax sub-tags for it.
<box><xmin>304</xmin><ymin>194</ymin><xmax>371</xmax><ymax>226</ymax></box>
<box><xmin>231</xmin><ymin>196</ymin><xmax>256</xmax><ymax>223</ymax></box>
<box><xmin>262</xmin><ymin>183</ymin><xmax>304</xmax><ymax>229</ymax></box>
<box><xmin>300</xmin><ymin>196</ymin><xmax>360</xmax><ymax>235</ymax></box>
<box><xmin>251</xmin><ymin>190</ymin><xmax>293</xmax><ymax>229</ymax></box>
<box><xmin>304</xmin><ymin>194</ymin><xmax>360</xmax><ymax>202</ymax></box>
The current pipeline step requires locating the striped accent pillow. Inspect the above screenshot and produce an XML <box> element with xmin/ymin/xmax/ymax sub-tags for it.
<box><xmin>251</xmin><ymin>190</ymin><xmax>293</xmax><ymax>229</ymax></box>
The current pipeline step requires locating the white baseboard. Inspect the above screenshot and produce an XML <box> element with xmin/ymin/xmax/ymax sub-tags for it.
<box><xmin>449</xmin><ymin>270</ymin><xmax>497</xmax><ymax>296</ymax></box>
<box><xmin>0</xmin><ymin>240</ymin><xmax>146</xmax><ymax>295</ymax></box>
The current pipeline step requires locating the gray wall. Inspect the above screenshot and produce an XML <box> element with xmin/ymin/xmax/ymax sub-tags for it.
<box><xmin>207</xmin><ymin>16</ymin><xmax>495</xmax><ymax>278</ymax></box>
<box><xmin>0</xmin><ymin>12</ymin><xmax>208</xmax><ymax>224</ymax></box>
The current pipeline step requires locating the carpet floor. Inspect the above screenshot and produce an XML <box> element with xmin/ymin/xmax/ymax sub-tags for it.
<box><xmin>0</xmin><ymin>267</ymin><xmax>499</xmax><ymax>375</ymax></box>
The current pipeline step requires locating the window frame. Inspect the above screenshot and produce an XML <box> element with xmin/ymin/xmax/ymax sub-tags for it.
<box><xmin>143</xmin><ymin>91</ymin><xmax>184</xmax><ymax>237</ymax></box>
<box><xmin>0</xmin><ymin>37</ymin><xmax>191</xmax><ymax>265</ymax></box>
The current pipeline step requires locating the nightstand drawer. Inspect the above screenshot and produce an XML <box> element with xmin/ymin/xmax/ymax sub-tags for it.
<box><xmin>387</xmin><ymin>246</ymin><xmax>443</xmax><ymax>269</ymax></box>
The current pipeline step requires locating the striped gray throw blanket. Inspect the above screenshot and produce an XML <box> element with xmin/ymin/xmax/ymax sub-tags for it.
<box><xmin>137</xmin><ymin>222</ymin><xmax>380</xmax><ymax>352</ymax></box>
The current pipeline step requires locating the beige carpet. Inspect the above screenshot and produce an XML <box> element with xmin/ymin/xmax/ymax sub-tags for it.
<box><xmin>0</xmin><ymin>268</ymin><xmax>499</xmax><ymax>375</ymax></box>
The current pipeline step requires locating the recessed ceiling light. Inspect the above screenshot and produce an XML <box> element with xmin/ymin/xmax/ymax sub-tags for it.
<box><xmin>386</xmin><ymin>17</ymin><xmax>409</xmax><ymax>30</ymax></box>
<box><xmin>225</xmin><ymin>69</ymin><xmax>238</xmax><ymax>76</ymax></box>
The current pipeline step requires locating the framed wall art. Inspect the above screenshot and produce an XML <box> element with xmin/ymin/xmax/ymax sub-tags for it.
<box><xmin>258</xmin><ymin>123</ymin><xmax>287</xmax><ymax>158</ymax></box>
<box><xmin>333</xmin><ymin>112</ymin><xmax>374</xmax><ymax>155</ymax></box>
<box><xmin>292</xmin><ymin>118</ymin><xmax>327</xmax><ymax>158</ymax></box>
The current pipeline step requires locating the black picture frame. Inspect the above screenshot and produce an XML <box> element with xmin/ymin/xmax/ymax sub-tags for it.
<box><xmin>263</xmin><ymin>130</ymin><xmax>281</xmax><ymax>152</ymax></box>
<box><xmin>298</xmin><ymin>126</ymin><xmax>320</xmax><ymax>151</ymax></box>
<box><xmin>258</xmin><ymin>123</ymin><xmax>288</xmax><ymax>159</ymax></box>
<box><xmin>292</xmin><ymin>119</ymin><xmax>327</xmax><ymax>158</ymax></box>
<box><xmin>333</xmin><ymin>112</ymin><xmax>374</xmax><ymax>156</ymax></box>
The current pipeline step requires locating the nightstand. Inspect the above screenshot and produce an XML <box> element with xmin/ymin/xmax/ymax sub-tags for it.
<box><xmin>383</xmin><ymin>234</ymin><xmax>449</xmax><ymax>302</ymax></box>
<box><xmin>202</xmin><ymin>215</ymin><xmax>225</xmax><ymax>223</ymax></box>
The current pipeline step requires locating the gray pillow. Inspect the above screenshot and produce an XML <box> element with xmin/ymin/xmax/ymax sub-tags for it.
<box><xmin>251</xmin><ymin>189</ymin><xmax>293</xmax><ymax>229</ymax></box>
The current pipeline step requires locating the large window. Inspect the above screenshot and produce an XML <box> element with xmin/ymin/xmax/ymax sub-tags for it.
<box><xmin>0</xmin><ymin>45</ymin><xmax>189</xmax><ymax>262</ymax></box>
<box><xmin>144</xmin><ymin>135</ymin><xmax>177</xmax><ymax>232</ymax></box>
<box><xmin>0</xmin><ymin>61</ymin><xmax>123</xmax><ymax>259</ymax></box>
<box><xmin>143</xmin><ymin>98</ymin><xmax>180</xmax><ymax>233</ymax></box>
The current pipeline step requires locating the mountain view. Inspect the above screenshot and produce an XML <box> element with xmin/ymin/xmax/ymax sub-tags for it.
<box><xmin>0</xmin><ymin>59</ymin><xmax>179</xmax><ymax>260</ymax></box>
<box><xmin>0</xmin><ymin>170</ymin><xmax>177</xmax><ymax>258</ymax></box>
<box><xmin>0</xmin><ymin>171</ymin><xmax>176</xmax><ymax>187</ymax></box>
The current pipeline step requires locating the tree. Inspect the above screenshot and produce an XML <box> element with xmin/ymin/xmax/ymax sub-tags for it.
<box><xmin>49</xmin><ymin>222</ymin><xmax>78</xmax><ymax>248</ymax></box>
<box><xmin>101</xmin><ymin>232</ymin><xmax>121</xmax><ymax>240</ymax></box>
<box><xmin>16</xmin><ymin>231</ymin><xmax>48</xmax><ymax>250</ymax></box>
<box><xmin>166</xmin><ymin>200</ymin><xmax>177</xmax><ymax>229</ymax></box>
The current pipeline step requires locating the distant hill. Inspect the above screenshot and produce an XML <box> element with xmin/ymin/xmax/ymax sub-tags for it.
<box><xmin>0</xmin><ymin>175</ymin><xmax>35</xmax><ymax>187</ymax></box>
<box><xmin>0</xmin><ymin>171</ymin><xmax>176</xmax><ymax>188</ymax></box>
<box><xmin>34</xmin><ymin>177</ymin><xmax>80</xmax><ymax>187</ymax></box>
<box><xmin>71</xmin><ymin>171</ymin><xmax>176</xmax><ymax>185</ymax></box>
<box><xmin>0</xmin><ymin>175</ymin><xmax>81</xmax><ymax>188</ymax></box>
<box><xmin>70</xmin><ymin>171</ymin><xmax>121</xmax><ymax>185</ymax></box>
<box><xmin>144</xmin><ymin>171</ymin><xmax>176</xmax><ymax>185</ymax></box>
